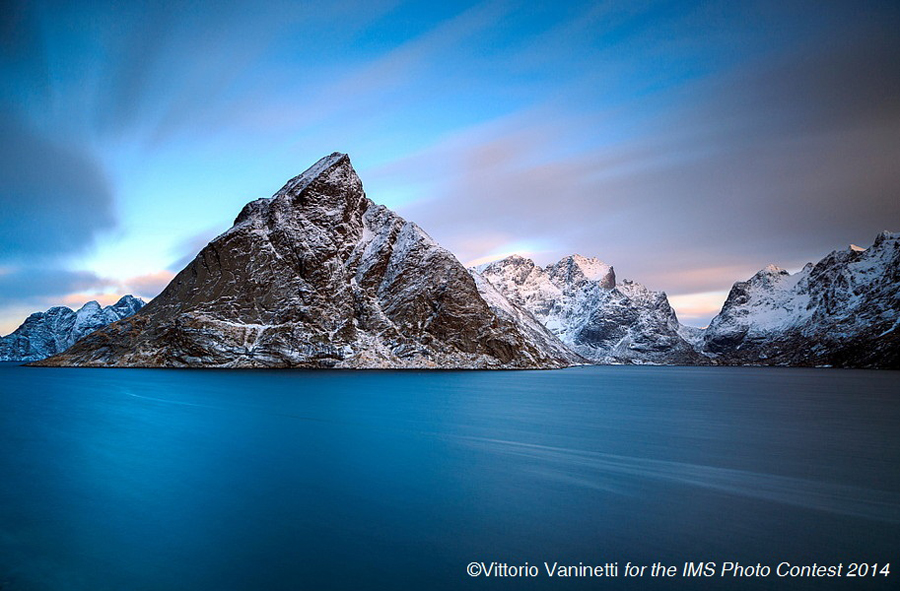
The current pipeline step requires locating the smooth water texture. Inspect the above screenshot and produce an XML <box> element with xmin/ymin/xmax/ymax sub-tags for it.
<box><xmin>0</xmin><ymin>364</ymin><xmax>897</xmax><ymax>590</ymax></box>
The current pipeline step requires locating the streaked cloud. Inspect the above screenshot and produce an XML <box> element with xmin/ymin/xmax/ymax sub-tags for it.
<box><xmin>0</xmin><ymin>268</ymin><xmax>113</xmax><ymax>305</ymax></box>
<box><xmin>392</xmin><ymin>14</ymin><xmax>900</xmax><ymax>308</ymax></box>
<box><xmin>0</xmin><ymin>113</ymin><xmax>115</xmax><ymax>261</ymax></box>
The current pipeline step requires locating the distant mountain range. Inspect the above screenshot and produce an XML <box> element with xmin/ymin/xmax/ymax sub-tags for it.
<box><xmin>8</xmin><ymin>153</ymin><xmax>896</xmax><ymax>369</ymax></box>
<box><xmin>0</xmin><ymin>296</ymin><xmax>144</xmax><ymax>362</ymax></box>
<box><xmin>476</xmin><ymin>231</ymin><xmax>898</xmax><ymax>368</ymax></box>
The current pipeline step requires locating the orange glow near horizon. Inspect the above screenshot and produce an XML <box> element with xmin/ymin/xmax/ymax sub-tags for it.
<box><xmin>464</xmin><ymin>251</ymin><xmax>532</xmax><ymax>268</ymax></box>
<box><xmin>59</xmin><ymin>292</ymin><xmax>133</xmax><ymax>308</ymax></box>
<box><xmin>668</xmin><ymin>290</ymin><xmax>730</xmax><ymax>326</ymax></box>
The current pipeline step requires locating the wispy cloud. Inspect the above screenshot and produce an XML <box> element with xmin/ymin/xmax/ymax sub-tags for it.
<box><xmin>0</xmin><ymin>265</ymin><xmax>172</xmax><ymax>314</ymax></box>
<box><xmin>0</xmin><ymin>268</ymin><xmax>113</xmax><ymax>305</ymax></box>
<box><xmin>227</xmin><ymin>0</ymin><xmax>514</xmax><ymax>143</ymax></box>
<box><xmin>0</xmin><ymin>113</ymin><xmax>115</xmax><ymax>261</ymax></box>
<box><xmin>386</xmin><ymin>17</ymin><xmax>900</xmax><ymax>298</ymax></box>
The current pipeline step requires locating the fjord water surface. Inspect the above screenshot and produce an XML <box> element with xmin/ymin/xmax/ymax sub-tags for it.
<box><xmin>0</xmin><ymin>363</ymin><xmax>897</xmax><ymax>590</ymax></box>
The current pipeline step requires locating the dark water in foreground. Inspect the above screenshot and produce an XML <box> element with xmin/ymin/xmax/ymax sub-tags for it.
<box><xmin>0</xmin><ymin>364</ymin><xmax>897</xmax><ymax>590</ymax></box>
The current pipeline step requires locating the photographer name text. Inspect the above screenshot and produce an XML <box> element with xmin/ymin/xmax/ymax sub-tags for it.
<box><xmin>466</xmin><ymin>560</ymin><xmax>890</xmax><ymax>580</ymax></box>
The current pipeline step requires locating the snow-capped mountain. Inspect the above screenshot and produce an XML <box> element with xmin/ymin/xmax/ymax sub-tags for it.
<box><xmin>469</xmin><ymin>270</ymin><xmax>587</xmax><ymax>365</ymax></box>
<box><xmin>475</xmin><ymin>254</ymin><xmax>705</xmax><ymax>364</ymax></box>
<box><xmin>702</xmin><ymin>231</ymin><xmax>899</xmax><ymax>368</ymax></box>
<box><xmin>36</xmin><ymin>153</ymin><xmax>579</xmax><ymax>369</ymax></box>
<box><xmin>0</xmin><ymin>295</ymin><xmax>145</xmax><ymax>362</ymax></box>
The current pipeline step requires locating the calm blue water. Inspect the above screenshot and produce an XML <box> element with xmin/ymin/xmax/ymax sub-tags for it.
<box><xmin>0</xmin><ymin>363</ymin><xmax>897</xmax><ymax>590</ymax></box>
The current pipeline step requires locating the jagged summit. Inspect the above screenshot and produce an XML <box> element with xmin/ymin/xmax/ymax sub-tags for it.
<box><xmin>759</xmin><ymin>263</ymin><xmax>786</xmax><ymax>274</ymax></box>
<box><xmin>875</xmin><ymin>230</ymin><xmax>896</xmax><ymax>244</ymax></box>
<box><xmin>554</xmin><ymin>254</ymin><xmax>614</xmax><ymax>283</ymax></box>
<box><xmin>106</xmin><ymin>295</ymin><xmax>144</xmax><ymax>315</ymax></box>
<box><xmin>275</xmin><ymin>152</ymin><xmax>348</xmax><ymax>198</ymax></box>
<box><xmin>36</xmin><ymin>154</ymin><xmax>578</xmax><ymax>369</ymax></box>
<box><xmin>547</xmin><ymin>254</ymin><xmax>615</xmax><ymax>290</ymax></box>
<box><xmin>233</xmin><ymin>152</ymin><xmax>360</xmax><ymax>227</ymax></box>
<box><xmin>473</xmin><ymin>253</ymin><xmax>529</xmax><ymax>273</ymax></box>
<box><xmin>79</xmin><ymin>300</ymin><xmax>102</xmax><ymax>312</ymax></box>
<box><xmin>748</xmin><ymin>264</ymin><xmax>791</xmax><ymax>289</ymax></box>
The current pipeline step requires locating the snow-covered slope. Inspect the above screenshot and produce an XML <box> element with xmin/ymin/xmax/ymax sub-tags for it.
<box><xmin>703</xmin><ymin>231</ymin><xmax>900</xmax><ymax>368</ymax></box>
<box><xmin>0</xmin><ymin>296</ymin><xmax>145</xmax><ymax>362</ymax></box>
<box><xmin>37</xmin><ymin>154</ymin><xmax>579</xmax><ymax>369</ymax></box>
<box><xmin>470</xmin><ymin>271</ymin><xmax>587</xmax><ymax>365</ymax></box>
<box><xmin>476</xmin><ymin>255</ymin><xmax>705</xmax><ymax>365</ymax></box>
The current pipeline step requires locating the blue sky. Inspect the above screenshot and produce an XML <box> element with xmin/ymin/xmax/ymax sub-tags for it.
<box><xmin>2</xmin><ymin>0</ymin><xmax>899</xmax><ymax>333</ymax></box>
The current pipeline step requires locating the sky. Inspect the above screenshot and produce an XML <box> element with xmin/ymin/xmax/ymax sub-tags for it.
<box><xmin>2</xmin><ymin>0</ymin><xmax>899</xmax><ymax>334</ymax></box>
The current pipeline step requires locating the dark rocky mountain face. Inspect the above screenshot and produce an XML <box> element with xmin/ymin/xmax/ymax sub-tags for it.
<box><xmin>702</xmin><ymin>232</ymin><xmax>900</xmax><ymax>368</ymax></box>
<box><xmin>36</xmin><ymin>153</ymin><xmax>579</xmax><ymax>369</ymax></box>
<box><xmin>0</xmin><ymin>296</ymin><xmax>145</xmax><ymax>362</ymax></box>
<box><xmin>476</xmin><ymin>254</ymin><xmax>706</xmax><ymax>365</ymax></box>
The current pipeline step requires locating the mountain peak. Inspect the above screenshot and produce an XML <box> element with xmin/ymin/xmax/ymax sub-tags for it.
<box><xmin>1</xmin><ymin>296</ymin><xmax>145</xmax><ymax>362</ymax></box>
<box><xmin>115</xmin><ymin>294</ymin><xmax>143</xmax><ymax>306</ymax></box>
<box><xmin>273</xmin><ymin>152</ymin><xmax>350</xmax><ymax>200</ymax></box>
<box><xmin>757</xmin><ymin>263</ymin><xmax>788</xmax><ymax>276</ymax></box>
<box><xmin>77</xmin><ymin>300</ymin><xmax>102</xmax><ymax>313</ymax></box>
<box><xmin>874</xmin><ymin>230</ymin><xmax>898</xmax><ymax>247</ymax></box>
<box><xmin>477</xmin><ymin>252</ymin><xmax>702</xmax><ymax>365</ymax></box>
<box><xmin>547</xmin><ymin>254</ymin><xmax>615</xmax><ymax>289</ymax></box>
<box><xmin>748</xmin><ymin>264</ymin><xmax>790</xmax><ymax>288</ymax></box>
<box><xmin>504</xmin><ymin>254</ymin><xmax>532</xmax><ymax>263</ymax></box>
<box><xmin>233</xmin><ymin>152</ymin><xmax>364</xmax><ymax>229</ymax></box>
<box><xmin>569</xmin><ymin>254</ymin><xmax>613</xmax><ymax>281</ymax></box>
<box><xmin>703</xmin><ymin>232</ymin><xmax>899</xmax><ymax>367</ymax></box>
<box><xmin>477</xmin><ymin>254</ymin><xmax>534</xmax><ymax>272</ymax></box>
